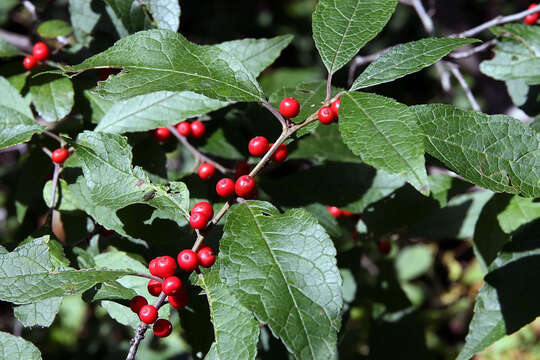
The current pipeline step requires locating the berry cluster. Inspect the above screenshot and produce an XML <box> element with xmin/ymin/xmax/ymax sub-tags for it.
<box><xmin>327</xmin><ymin>206</ymin><xmax>360</xmax><ymax>218</ymax></box>
<box><xmin>153</xmin><ymin>120</ymin><xmax>206</xmax><ymax>143</ymax></box>
<box><xmin>524</xmin><ymin>3</ymin><xmax>540</xmax><ymax>25</ymax></box>
<box><xmin>23</xmin><ymin>42</ymin><xmax>50</xmax><ymax>70</ymax></box>
<box><xmin>129</xmin><ymin>246</ymin><xmax>216</xmax><ymax>338</ymax></box>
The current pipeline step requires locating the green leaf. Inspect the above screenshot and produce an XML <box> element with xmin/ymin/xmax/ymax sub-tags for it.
<box><xmin>395</xmin><ymin>245</ymin><xmax>433</xmax><ymax>281</ymax></box>
<box><xmin>505</xmin><ymin>80</ymin><xmax>529</xmax><ymax>107</ymax></box>
<box><xmin>497</xmin><ymin>196</ymin><xmax>540</xmax><ymax>234</ymax></box>
<box><xmin>69</xmin><ymin>0</ymin><xmax>100</xmax><ymax>47</ymax></box>
<box><xmin>0</xmin><ymin>331</ymin><xmax>42</xmax><ymax>360</ymax></box>
<box><xmin>64</xmin><ymin>30</ymin><xmax>264</xmax><ymax>102</ymax></box>
<box><xmin>259</xmin><ymin>67</ymin><xmax>324</xmax><ymax>94</ymax></box>
<box><xmin>216</xmin><ymin>35</ymin><xmax>294</xmax><ymax>77</ymax></box>
<box><xmin>85</xmin><ymin>90</ymin><xmax>114</xmax><ymax>124</ymax></box>
<box><xmin>146</xmin><ymin>0</ymin><xmax>181</xmax><ymax>32</ymax></box>
<box><xmin>412</xmin><ymin>104</ymin><xmax>540</xmax><ymax>198</ymax></box>
<box><xmin>345</xmin><ymin>169</ymin><xmax>406</xmax><ymax>213</ymax></box>
<box><xmin>220</xmin><ymin>201</ymin><xmax>342</xmax><ymax>359</ymax></box>
<box><xmin>480</xmin><ymin>24</ymin><xmax>540</xmax><ymax>85</ymax></box>
<box><xmin>14</xmin><ymin>297</ymin><xmax>63</xmax><ymax>327</ymax></box>
<box><xmin>351</xmin><ymin>38</ymin><xmax>477</xmax><ymax>90</ymax></box>
<box><xmin>312</xmin><ymin>0</ymin><xmax>397</xmax><ymax>74</ymax></box>
<box><xmin>104</xmin><ymin>0</ymin><xmax>150</xmax><ymax>33</ymax></box>
<box><xmin>0</xmin><ymin>236</ymin><xmax>133</xmax><ymax>304</ymax></box>
<box><xmin>458</xmin><ymin>222</ymin><xmax>540</xmax><ymax>360</ymax></box>
<box><xmin>0</xmin><ymin>77</ymin><xmax>45</xmax><ymax>150</ymax></box>
<box><xmin>37</xmin><ymin>20</ymin><xmax>73</xmax><ymax>38</ymax></box>
<box><xmin>0</xmin><ymin>37</ymin><xmax>19</xmax><ymax>58</ymax></box>
<box><xmin>339</xmin><ymin>91</ymin><xmax>429</xmax><ymax>194</ymax></box>
<box><xmin>29</xmin><ymin>75</ymin><xmax>75</xmax><ymax>122</ymax></box>
<box><xmin>428</xmin><ymin>174</ymin><xmax>453</xmax><ymax>207</ymax></box>
<box><xmin>197</xmin><ymin>127</ymin><xmax>244</xmax><ymax>160</ymax></box>
<box><xmin>95</xmin><ymin>91</ymin><xmax>227</xmax><ymax>133</ymax></box>
<box><xmin>198</xmin><ymin>264</ymin><xmax>260</xmax><ymax>360</ymax></box>
<box><xmin>43</xmin><ymin>179</ymin><xmax>78</xmax><ymax>211</ymax></box>
<box><xmin>0</xmin><ymin>0</ymin><xmax>18</xmax><ymax>26</ymax></box>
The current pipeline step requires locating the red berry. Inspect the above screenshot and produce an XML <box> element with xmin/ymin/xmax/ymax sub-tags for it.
<box><xmin>271</xmin><ymin>144</ymin><xmax>288</xmax><ymax>163</ymax></box>
<box><xmin>190</xmin><ymin>120</ymin><xmax>206</xmax><ymax>138</ymax></box>
<box><xmin>176</xmin><ymin>121</ymin><xmax>191</xmax><ymax>137</ymax></box>
<box><xmin>197</xmin><ymin>246</ymin><xmax>216</xmax><ymax>268</ymax></box>
<box><xmin>216</xmin><ymin>178</ymin><xmax>235</xmax><ymax>198</ymax></box>
<box><xmin>32</xmin><ymin>42</ymin><xmax>50</xmax><ymax>62</ymax></box>
<box><xmin>327</xmin><ymin>206</ymin><xmax>342</xmax><ymax>218</ymax></box>
<box><xmin>198</xmin><ymin>162</ymin><xmax>215</xmax><ymax>180</ymax></box>
<box><xmin>190</xmin><ymin>212</ymin><xmax>209</xmax><ymax>230</ymax></box>
<box><xmin>51</xmin><ymin>148</ymin><xmax>69</xmax><ymax>164</ymax></box>
<box><xmin>279</xmin><ymin>97</ymin><xmax>300</xmax><ymax>118</ymax></box>
<box><xmin>377</xmin><ymin>239</ymin><xmax>391</xmax><ymax>255</ymax></box>
<box><xmin>148</xmin><ymin>258</ymin><xmax>158</xmax><ymax>275</ymax></box>
<box><xmin>248</xmin><ymin>136</ymin><xmax>269</xmax><ymax>157</ymax></box>
<box><xmin>177</xmin><ymin>249</ymin><xmax>199</xmax><ymax>272</ymax></box>
<box><xmin>139</xmin><ymin>304</ymin><xmax>158</xmax><ymax>324</ymax></box>
<box><xmin>162</xmin><ymin>276</ymin><xmax>182</xmax><ymax>296</ymax></box>
<box><xmin>191</xmin><ymin>201</ymin><xmax>214</xmax><ymax>219</ymax></box>
<box><xmin>342</xmin><ymin>210</ymin><xmax>354</xmax><ymax>217</ymax></box>
<box><xmin>153</xmin><ymin>319</ymin><xmax>172</xmax><ymax>337</ymax></box>
<box><xmin>525</xmin><ymin>4</ymin><xmax>539</xmax><ymax>24</ymax></box>
<box><xmin>23</xmin><ymin>56</ymin><xmax>37</xmax><ymax>70</ymax></box>
<box><xmin>129</xmin><ymin>296</ymin><xmax>148</xmax><ymax>313</ymax></box>
<box><xmin>235</xmin><ymin>161</ymin><xmax>251</xmax><ymax>179</ymax></box>
<box><xmin>168</xmin><ymin>288</ymin><xmax>189</xmax><ymax>309</ymax></box>
<box><xmin>318</xmin><ymin>106</ymin><xmax>335</xmax><ymax>125</ymax></box>
<box><xmin>154</xmin><ymin>127</ymin><xmax>171</xmax><ymax>142</ymax></box>
<box><xmin>147</xmin><ymin>279</ymin><xmax>162</xmax><ymax>296</ymax></box>
<box><xmin>235</xmin><ymin>175</ymin><xmax>256</xmax><ymax>197</ymax></box>
<box><xmin>331</xmin><ymin>98</ymin><xmax>341</xmax><ymax>117</ymax></box>
<box><xmin>153</xmin><ymin>256</ymin><xmax>177</xmax><ymax>278</ymax></box>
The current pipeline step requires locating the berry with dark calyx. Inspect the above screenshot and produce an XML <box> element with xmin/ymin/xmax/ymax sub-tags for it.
<box><xmin>524</xmin><ymin>3</ymin><xmax>540</xmax><ymax>24</ymax></box>
<box><xmin>318</xmin><ymin>106</ymin><xmax>335</xmax><ymax>125</ymax></box>
<box><xmin>235</xmin><ymin>161</ymin><xmax>251</xmax><ymax>178</ymax></box>
<box><xmin>197</xmin><ymin>246</ymin><xmax>216</xmax><ymax>268</ymax></box>
<box><xmin>139</xmin><ymin>304</ymin><xmax>158</xmax><ymax>324</ymax></box>
<box><xmin>248</xmin><ymin>136</ymin><xmax>269</xmax><ymax>157</ymax></box>
<box><xmin>327</xmin><ymin>206</ymin><xmax>342</xmax><ymax>218</ymax></box>
<box><xmin>153</xmin><ymin>319</ymin><xmax>172</xmax><ymax>338</ymax></box>
<box><xmin>177</xmin><ymin>249</ymin><xmax>199</xmax><ymax>272</ymax></box>
<box><xmin>191</xmin><ymin>201</ymin><xmax>214</xmax><ymax>219</ymax></box>
<box><xmin>279</xmin><ymin>97</ymin><xmax>300</xmax><ymax>118</ymax></box>
<box><xmin>176</xmin><ymin>121</ymin><xmax>191</xmax><ymax>137</ymax></box>
<box><xmin>190</xmin><ymin>212</ymin><xmax>209</xmax><ymax>230</ymax></box>
<box><xmin>331</xmin><ymin>98</ymin><xmax>341</xmax><ymax>117</ymax></box>
<box><xmin>168</xmin><ymin>288</ymin><xmax>189</xmax><ymax>309</ymax></box>
<box><xmin>32</xmin><ymin>42</ymin><xmax>50</xmax><ymax>62</ymax></box>
<box><xmin>216</xmin><ymin>178</ymin><xmax>235</xmax><ymax>198</ymax></box>
<box><xmin>129</xmin><ymin>296</ymin><xmax>148</xmax><ymax>313</ymax></box>
<box><xmin>153</xmin><ymin>256</ymin><xmax>177</xmax><ymax>278</ymax></box>
<box><xmin>154</xmin><ymin>127</ymin><xmax>171</xmax><ymax>142</ymax></box>
<box><xmin>271</xmin><ymin>144</ymin><xmax>288</xmax><ymax>163</ymax></box>
<box><xmin>235</xmin><ymin>175</ymin><xmax>256</xmax><ymax>197</ymax></box>
<box><xmin>23</xmin><ymin>56</ymin><xmax>37</xmax><ymax>70</ymax></box>
<box><xmin>190</xmin><ymin>120</ymin><xmax>206</xmax><ymax>138</ymax></box>
<box><xmin>51</xmin><ymin>148</ymin><xmax>69</xmax><ymax>164</ymax></box>
<box><xmin>162</xmin><ymin>276</ymin><xmax>182</xmax><ymax>296</ymax></box>
<box><xmin>147</xmin><ymin>279</ymin><xmax>162</xmax><ymax>296</ymax></box>
<box><xmin>198</xmin><ymin>162</ymin><xmax>215</xmax><ymax>180</ymax></box>
<box><xmin>377</xmin><ymin>239</ymin><xmax>391</xmax><ymax>255</ymax></box>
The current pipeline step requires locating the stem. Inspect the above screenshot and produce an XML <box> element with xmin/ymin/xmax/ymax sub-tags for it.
<box><xmin>449</xmin><ymin>38</ymin><xmax>498</xmax><ymax>59</ymax></box>
<box><xmin>325</xmin><ymin>72</ymin><xmax>333</xmax><ymax>102</ymax></box>
<box><xmin>49</xmin><ymin>163</ymin><xmax>61</xmax><ymax>218</ymax></box>
<box><xmin>43</xmin><ymin>131</ymin><xmax>65</xmax><ymax>146</ymax></box>
<box><xmin>261</xmin><ymin>100</ymin><xmax>287</xmax><ymax>131</ymax></box>
<box><xmin>446</xmin><ymin>62</ymin><xmax>481</xmax><ymax>111</ymax></box>
<box><xmin>129</xmin><ymin>273</ymin><xmax>163</xmax><ymax>282</ymax></box>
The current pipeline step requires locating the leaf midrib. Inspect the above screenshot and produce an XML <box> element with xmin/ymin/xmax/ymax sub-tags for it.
<box><xmin>328</xmin><ymin>0</ymin><xmax>362</xmax><ymax>74</ymax></box>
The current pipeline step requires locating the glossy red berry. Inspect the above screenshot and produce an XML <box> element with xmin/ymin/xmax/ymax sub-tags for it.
<box><xmin>178</xmin><ymin>249</ymin><xmax>199</xmax><ymax>272</ymax></box>
<box><xmin>271</xmin><ymin>144</ymin><xmax>288</xmax><ymax>163</ymax></box>
<box><xmin>129</xmin><ymin>295</ymin><xmax>148</xmax><ymax>313</ymax></box>
<box><xmin>148</xmin><ymin>258</ymin><xmax>158</xmax><ymax>275</ymax></box>
<box><xmin>216</xmin><ymin>178</ymin><xmax>235</xmax><ymax>198</ymax></box>
<box><xmin>198</xmin><ymin>162</ymin><xmax>215</xmax><ymax>180</ymax></box>
<box><xmin>318</xmin><ymin>106</ymin><xmax>335</xmax><ymax>125</ymax></box>
<box><xmin>328</xmin><ymin>206</ymin><xmax>342</xmax><ymax>218</ymax></box>
<box><xmin>235</xmin><ymin>175</ymin><xmax>256</xmax><ymax>197</ymax></box>
<box><xmin>191</xmin><ymin>201</ymin><xmax>214</xmax><ymax>219</ymax></box>
<box><xmin>525</xmin><ymin>4</ymin><xmax>539</xmax><ymax>24</ymax></box>
<box><xmin>279</xmin><ymin>97</ymin><xmax>300</xmax><ymax>118</ymax></box>
<box><xmin>23</xmin><ymin>56</ymin><xmax>37</xmax><ymax>70</ymax></box>
<box><xmin>152</xmin><ymin>256</ymin><xmax>177</xmax><ymax>278</ymax></box>
<box><xmin>235</xmin><ymin>161</ymin><xmax>251</xmax><ymax>179</ymax></box>
<box><xmin>153</xmin><ymin>319</ymin><xmax>172</xmax><ymax>337</ymax></box>
<box><xmin>176</xmin><ymin>121</ymin><xmax>191</xmax><ymax>137</ymax></box>
<box><xmin>147</xmin><ymin>279</ymin><xmax>162</xmax><ymax>296</ymax></box>
<box><xmin>331</xmin><ymin>98</ymin><xmax>341</xmax><ymax>117</ymax></box>
<box><xmin>51</xmin><ymin>148</ymin><xmax>69</xmax><ymax>164</ymax></box>
<box><xmin>154</xmin><ymin>127</ymin><xmax>171</xmax><ymax>142</ymax></box>
<box><xmin>342</xmin><ymin>210</ymin><xmax>354</xmax><ymax>217</ymax></box>
<box><xmin>168</xmin><ymin>288</ymin><xmax>189</xmax><ymax>309</ymax></box>
<box><xmin>248</xmin><ymin>136</ymin><xmax>269</xmax><ymax>157</ymax></box>
<box><xmin>190</xmin><ymin>120</ymin><xmax>206</xmax><ymax>138</ymax></box>
<box><xmin>139</xmin><ymin>304</ymin><xmax>158</xmax><ymax>324</ymax></box>
<box><xmin>190</xmin><ymin>212</ymin><xmax>209</xmax><ymax>230</ymax></box>
<box><xmin>32</xmin><ymin>42</ymin><xmax>50</xmax><ymax>62</ymax></box>
<box><xmin>197</xmin><ymin>246</ymin><xmax>216</xmax><ymax>268</ymax></box>
<box><xmin>378</xmin><ymin>239</ymin><xmax>391</xmax><ymax>255</ymax></box>
<box><xmin>162</xmin><ymin>276</ymin><xmax>182</xmax><ymax>296</ymax></box>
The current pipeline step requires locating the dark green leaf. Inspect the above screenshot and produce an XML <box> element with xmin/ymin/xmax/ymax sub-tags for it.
<box><xmin>29</xmin><ymin>75</ymin><xmax>74</xmax><ymax>122</ymax></box>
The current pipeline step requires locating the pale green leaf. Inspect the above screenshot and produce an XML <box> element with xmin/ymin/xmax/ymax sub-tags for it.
<box><xmin>395</xmin><ymin>244</ymin><xmax>433</xmax><ymax>281</ymax></box>
<box><xmin>497</xmin><ymin>196</ymin><xmax>540</xmax><ymax>234</ymax></box>
<box><xmin>345</xmin><ymin>169</ymin><xmax>406</xmax><ymax>213</ymax></box>
<box><xmin>43</xmin><ymin>179</ymin><xmax>78</xmax><ymax>211</ymax></box>
<box><xmin>85</xmin><ymin>90</ymin><xmax>114</xmax><ymax>124</ymax></box>
<box><xmin>0</xmin><ymin>332</ymin><xmax>42</xmax><ymax>360</ymax></box>
<box><xmin>312</xmin><ymin>0</ymin><xmax>397</xmax><ymax>74</ymax></box>
<box><xmin>0</xmin><ymin>37</ymin><xmax>19</xmax><ymax>58</ymax></box>
<box><xmin>30</xmin><ymin>75</ymin><xmax>74</xmax><ymax>122</ymax></box>
<box><xmin>14</xmin><ymin>297</ymin><xmax>63</xmax><ymax>327</ymax></box>
<box><xmin>69</xmin><ymin>0</ymin><xmax>100</xmax><ymax>47</ymax></box>
<box><xmin>146</xmin><ymin>0</ymin><xmax>181</xmax><ymax>31</ymax></box>
<box><xmin>37</xmin><ymin>20</ymin><xmax>73</xmax><ymax>38</ymax></box>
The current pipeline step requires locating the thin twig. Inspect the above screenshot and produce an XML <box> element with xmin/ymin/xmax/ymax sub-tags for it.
<box><xmin>129</xmin><ymin>273</ymin><xmax>163</xmax><ymax>282</ymax></box>
<box><xmin>43</xmin><ymin>131</ymin><xmax>65</xmax><ymax>146</ymax></box>
<box><xmin>410</xmin><ymin>0</ymin><xmax>433</xmax><ymax>33</ymax></box>
<box><xmin>261</xmin><ymin>100</ymin><xmax>287</xmax><ymax>131</ymax></box>
<box><xmin>0</xmin><ymin>29</ymin><xmax>31</xmax><ymax>53</ymax></box>
<box><xmin>49</xmin><ymin>164</ymin><xmax>61</xmax><ymax>217</ymax></box>
<box><xmin>449</xmin><ymin>38</ymin><xmax>498</xmax><ymax>59</ymax></box>
<box><xmin>166</xmin><ymin>125</ymin><xmax>231</xmax><ymax>174</ymax></box>
<box><xmin>446</xmin><ymin>62</ymin><xmax>481</xmax><ymax>111</ymax></box>
<box><xmin>325</xmin><ymin>73</ymin><xmax>333</xmax><ymax>102</ymax></box>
